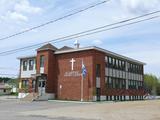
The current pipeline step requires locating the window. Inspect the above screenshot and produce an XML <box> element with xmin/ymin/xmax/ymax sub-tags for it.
<box><xmin>29</xmin><ymin>59</ymin><xmax>34</xmax><ymax>70</ymax></box>
<box><xmin>119</xmin><ymin>79</ymin><xmax>122</xmax><ymax>89</ymax></box>
<box><xmin>23</xmin><ymin>60</ymin><xmax>27</xmax><ymax>71</ymax></box>
<box><xmin>138</xmin><ymin>81</ymin><xmax>143</xmax><ymax>89</ymax></box>
<box><xmin>40</xmin><ymin>55</ymin><xmax>45</xmax><ymax>67</ymax></box>
<box><xmin>38</xmin><ymin>81</ymin><xmax>46</xmax><ymax>88</ymax></box>
<box><xmin>122</xmin><ymin>79</ymin><xmax>126</xmax><ymax>89</ymax></box>
<box><xmin>128</xmin><ymin>63</ymin><xmax>143</xmax><ymax>74</ymax></box>
<box><xmin>116</xmin><ymin>59</ymin><xmax>119</xmax><ymax>69</ymax></box>
<box><xmin>112</xmin><ymin>78</ymin><xmax>115</xmax><ymax>88</ymax></box>
<box><xmin>105</xmin><ymin>56</ymin><xmax>108</xmax><ymax>62</ymax></box>
<box><xmin>115</xmin><ymin>78</ymin><xmax>119</xmax><ymax>89</ymax></box>
<box><xmin>138</xmin><ymin>65</ymin><xmax>140</xmax><ymax>74</ymax></box>
<box><xmin>130</xmin><ymin>63</ymin><xmax>132</xmax><ymax>72</ymax></box>
<box><xmin>119</xmin><ymin>60</ymin><xmax>122</xmax><ymax>69</ymax></box>
<box><xmin>133</xmin><ymin>64</ymin><xmax>135</xmax><ymax>72</ymax></box>
<box><xmin>108</xmin><ymin>77</ymin><xmax>112</xmax><ymax>88</ymax></box>
<box><xmin>109</xmin><ymin>57</ymin><xmax>112</xmax><ymax>63</ymax></box>
<box><xmin>96</xmin><ymin>64</ymin><xmax>101</xmax><ymax>77</ymax></box>
<box><xmin>122</xmin><ymin>61</ymin><xmax>125</xmax><ymax>71</ymax></box>
<box><xmin>32</xmin><ymin>80</ymin><xmax>36</xmax><ymax>88</ymax></box>
<box><xmin>113</xmin><ymin>58</ymin><xmax>115</xmax><ymax>68</ymax></box>
<box><xmin>135</xmin><ymin>65</ymin><xmax>138</xmax><ymax>73</ymax></box>
<box><xmin>140</xmin><ymin>66</ymin><xmax>143</xmax><ymax>74</ymax></box>
<box><xmin>108</xmin><ymin>57</ymin><xmax>112</xmax><ymax>67</ymax></box>
<box><xmin>106</xmin><ymin>77</ymin><xmax>112</xmax><ymax>89</ymax></box>
<box><xmin>22</xmin><ymin>80</ymin><xmax>29</xmax><ymax>88</ymax></box>
<box><xmin>128</xmin><ymin>80</ymin><xmax>131</xmax><ymax>89</ymax></box>
<box><xmin>128</xmin><ymin>80</ymin><xmax>140</xmax><ymax>89</ymax></box>
<box><xmin>128</xmin><ymin>63</ymin><xmax>130</xmax><ymax>72</ymax></box>
<box><xmin>42</xmin><ymin>81</ymin><xmax>46</xmax><ymax>87</ymax></box>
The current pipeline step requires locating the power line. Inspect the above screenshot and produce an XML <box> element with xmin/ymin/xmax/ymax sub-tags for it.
<box><xmin>0</xmin><ymin>0</ymin><xmax>110</xmax><ymax>42</ymax></box>
<box><xmin>1</xmin><ymin>16</ymin><xmax>160</xmax><ymax>56</ymax></box>
<box><xmin>2</xmin><ymin>15</ymin><xmax>160</xmax><ymax>56</ymax></box>
<box><xmin>0</xmin><ymin>10</ymin><xmax>159</xmax><ymax>56</ymax></box>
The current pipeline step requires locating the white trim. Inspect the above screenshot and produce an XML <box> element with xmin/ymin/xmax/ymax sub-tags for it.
<box><xmin>92</xmin><ymin>96</ymin><xmax>97</xmax><ymax>101</ymax></box>
<box><xmin>100</xmin><ymin>96</ymin><xmax>106</xmax><ymax>101</ymax></box>
<box><xmin>17</xmin><ymin>55</ymin><xmax>36</xmax><ymax>59</ymax></box>
<box><xmin>92</xmin><ymin>96</ymin><xmax>107</xmax><ymax>101</ymax></box>
<box><xmin>112</xmin><ymin>96</ymin><xmax>114</xmax><ymax>100</ymax></box>
<box><xmin>126</xmin><ymin>96</ymin><xmax>129</xmax><ymax>100</ymax></box>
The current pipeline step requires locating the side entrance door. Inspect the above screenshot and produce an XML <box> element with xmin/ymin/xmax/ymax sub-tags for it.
<box><xmin>96</xmin><ymin>88</ymin><xmax>101</xmax><ymax>101</ymax></box>
<box><xmin>38</xmin><ymin>77</ymin><xmax>46</xmax><ymax>96</ymax></box>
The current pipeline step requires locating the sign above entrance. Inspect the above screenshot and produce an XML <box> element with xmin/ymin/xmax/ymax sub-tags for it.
<box><xmin>64</xmin><ymin>71</ymin><xmax>81</xmax><ymax>77</ymax></box>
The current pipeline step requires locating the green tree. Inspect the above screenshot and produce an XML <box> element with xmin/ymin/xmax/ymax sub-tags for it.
<box><xmin>144</xmin><ymin>74</ymin><xmax>160</xmax><ymax>95</ymax></box>
<box><xmin>0</xmin><ymin>77</ymin><xmax>10</xmax><ymax>83</ymax></box>
<box><xmin>0</xmin><ymin>77</ymin><xmax>18</xmax><ymax>87</ymax></box>
<box><xmin>157</xmin><ymin>80</ymin><xmax>160</xmax><ymax>95</ymax></box>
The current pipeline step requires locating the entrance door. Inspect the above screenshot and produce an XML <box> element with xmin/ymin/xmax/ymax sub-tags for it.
<box><xmin>96</xmin><ymin>64</ymin><xmax>101</xmax><ymax>101</ymax></box>
<box><xmin>38</xmin><ymin>78</ymin><xmax>46</xmax><ymax>96</ymax></box>
<box><xmin>96</xmin><ymin>88</ymin><xmax>101</xmax><ymax>101</ymax></box>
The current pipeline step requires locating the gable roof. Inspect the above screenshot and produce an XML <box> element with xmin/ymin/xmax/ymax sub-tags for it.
<box><xmin>58</xmin><ymin>46</ymin><xmax>73</xmax><ymax>51</ymax></box>
<box><xmin>37</xmin><ymin>43</ymin><xmax>58</xmax><ymax>51</ymax></box>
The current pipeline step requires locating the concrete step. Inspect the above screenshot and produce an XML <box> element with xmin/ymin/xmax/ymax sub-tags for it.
<box><xmin>20</xmin><ymin>93</ymin><xmax>38</xmax><ymax>102</ymax></box>
<box><xmin>34</xmin><ymin>93</ymin><xmax>55</xmax><ymax>101</ymax></box>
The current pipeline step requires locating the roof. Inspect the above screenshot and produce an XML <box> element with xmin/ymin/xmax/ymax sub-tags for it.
<box><xmin>17</xmin><ymin>45</ymin><xmax>72</xmax><ymax>59</ymax></box>
<box><xmin>37</xmin><ymin>43</ymin><xmax>58</xmax><ymax>51</ymax></box>
<box><xmin>17</xmin><ymin>44</ymin><xmax>146</xmax><ymax>65</ymax></box>
<box><xmin>17</xmin><ymin>55</ymin><xmax>36</xmax><ymax>59</ymax></box>
<box><xmin>55</xmin><ymin>46</ymin><xmax>146</xmax><ymax>65</ymax></box>
<box><xmin>58</xmin><ymin>46</ymin><xmax>73</xmax><ymax>51</ymax></box>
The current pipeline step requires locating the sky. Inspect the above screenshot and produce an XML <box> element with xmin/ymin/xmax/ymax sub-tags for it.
<box><xmin>0</xmin><ymin>0</ymin><xmax>160</xmax><ymax>78</ymax></box>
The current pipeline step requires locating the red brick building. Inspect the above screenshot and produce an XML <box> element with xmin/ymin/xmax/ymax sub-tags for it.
<box><xmin>18</xmin><ymin>43</ymin><xmax>145</xmax><ymax>101</ymax></box>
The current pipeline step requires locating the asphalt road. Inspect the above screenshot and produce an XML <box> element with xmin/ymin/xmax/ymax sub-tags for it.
<box><xmin>0</xmin><ymin>98</ymin><xmax>91</xmax><ymax>120</ymax></box>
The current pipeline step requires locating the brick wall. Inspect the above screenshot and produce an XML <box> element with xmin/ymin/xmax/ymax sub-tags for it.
<box><xmin>37</xmin><ymin>50</ymin><xmax>57</xmax><ymax>94</ymax></box>
<box><xmin>56</xmin><ymin>50</ymin><xmax>95</xmax><ymax>101</ymax></box>
<box><xmin>92</xmin><ymin>50</ymin><xmax>106</xmax><ymax>96</ymax></box>
<box><xmin>35</xmin><ymin>48</ymin><xmax>145</xmax><ymax>100</ymax></box>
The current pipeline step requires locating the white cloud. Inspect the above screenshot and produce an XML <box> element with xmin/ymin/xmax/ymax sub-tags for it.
<box><xmin>0</xmin><ymin>11</ymin><xmax>28</xmax><ymax>22</ymax></box>
<box><xmin>8</xmin><ymin>11</ymin><xmax>28</xmax><ymax>22</ymax></box>
<box><xmin>0</xmin><ymin>0</ymin><xmax>42</xmax><ymax>22</ymax></box>
<box><xmin>120</xmin><ymin>0</ymin><xmax>160</xmax><ymax>14</ymax></box>
<box><xmin>14</xmin><ymin>0</ymin><xmax>42</xmax><ymax>14</ymax></box>
<box><xmin>92</xmin><ymin>39</ymin><xmax>103</xmax><ymax>45</ymax></box>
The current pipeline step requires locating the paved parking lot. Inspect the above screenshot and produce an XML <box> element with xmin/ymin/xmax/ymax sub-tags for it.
<box><xmin>0</xmin><ymin>96</ymin><xmax>160</xmax><ymax>120</ymax></box>
<box><xmin>0</xmin><ymin>97</ymin><xmax>91</xmax><ymax>120</ymax></box>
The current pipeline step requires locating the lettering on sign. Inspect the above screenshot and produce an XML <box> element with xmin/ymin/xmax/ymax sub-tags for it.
<box><xmin>64</xmin><ymin>71</ymin><xmax>81</xmax><ymax>77</ymax></box>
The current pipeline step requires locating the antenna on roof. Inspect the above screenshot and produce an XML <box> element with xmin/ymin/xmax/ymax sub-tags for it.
<box><xmin>74</xmin><ymin>40</ymin><xmax>80</xmax><ymax>49</ymax></box>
